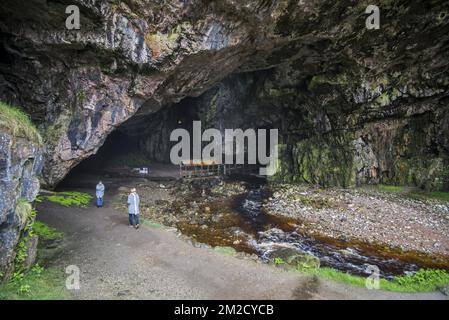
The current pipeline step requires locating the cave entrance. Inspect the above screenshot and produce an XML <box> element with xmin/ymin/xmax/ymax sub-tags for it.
<box><xmin>57</xmin><ymin>98</ymin><xmax>199</xmax><ymax>189</ymax></box>
<box><xmin>74</xmin><ymin>130</ymin><xmax>138</xmax><ymax>173</ymax></box>
<box><xmin>57</xmin><ymin>78</ymin><xmax>274</xmax><ymax>190</ymax></box>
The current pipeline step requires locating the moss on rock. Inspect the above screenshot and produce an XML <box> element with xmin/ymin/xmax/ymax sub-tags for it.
<box><xmin>0</xmin><ymin>101</ymin><xmax>42</xmax><ymax>144</ymax></box>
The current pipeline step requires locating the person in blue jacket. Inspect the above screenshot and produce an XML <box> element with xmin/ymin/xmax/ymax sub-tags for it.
<box><xmin>96</xmin><ymin>181</ymin><xmax>105</xmax><ymax>207</ymax></box>
<box><xmin>127</xmin><ymin>188</ymin><xmax>140</xmax><ymax>229</ymax></box>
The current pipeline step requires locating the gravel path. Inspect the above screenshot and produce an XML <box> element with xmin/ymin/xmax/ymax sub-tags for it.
<box><xmin>35</xmin><ymin>185</ymin><xmax>447</xmax><ymax>300</ymax></box>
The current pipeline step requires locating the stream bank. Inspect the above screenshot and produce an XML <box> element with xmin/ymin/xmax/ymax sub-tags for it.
<box><xmin>119</xmin><ymin>175</ymin><xmax>449</xmax><ymax>280</ymax></box>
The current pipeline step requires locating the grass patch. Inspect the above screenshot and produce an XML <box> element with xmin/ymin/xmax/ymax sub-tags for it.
<box><xmin>375</xmin><ymin>184</ymin><xmax>449</xmax><ymax>203</ymax></box>
<box><xmin>0</xmin><ymin>264</ymin><xmax>69</xmax><ymax>300</ymax></box>
<box><xmin>376</xmin><ymin>184</ymin><xmax>406</xmax><ymax>193</ymax></box>
<box><xmin>305</xmin><ymin>267</ymin><xmax>449</xmax><ymax>293</ymax></box>
<box><xmin>409</xmin><ymin>191</ymin><xmax>449</xmax><ymax>202</ymax></box>
<box><xmin>32</xmin><ymin>221</ymin><xmax>63</xmax><ymax>241</ymax></box>
<box><xmin>307</xmin><ymin>267</ymin><xmax>368</xmax><ymax>287</ymax></box>
<box><xmin>274</xmin><ymin>257</ymin><xmax>285</xmax><ymax>265</ymax></box>
<box><xmin>0</xmin><ymin>101</ymin><xmax>42</xmax><ymax>144</ymax></box>
<box><xmin>38</xmin><ymin>191</ymin><xmax>92</xmax><ymax>207</ymax></box>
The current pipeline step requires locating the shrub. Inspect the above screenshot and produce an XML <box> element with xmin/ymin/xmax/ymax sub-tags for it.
<box><xmin>274</xmin><ymin>257</ymin><xmax>285</xmax><ymax>265</ymax></box>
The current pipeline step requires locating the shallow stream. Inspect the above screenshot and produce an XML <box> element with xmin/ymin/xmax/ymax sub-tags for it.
<box><xmin>176</xmin><ymin>175</ymin><xmax>449</xmax><ymax>279</ymax></box>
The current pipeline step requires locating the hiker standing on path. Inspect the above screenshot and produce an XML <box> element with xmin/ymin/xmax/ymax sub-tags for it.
<box><xmin>96</xmin><ymin>181</ymin><xmax>105</xmax><ymax>208</ymax></box>
<box><xmin>128</xmin><ymin>188</ymin><xmax>140</xmax><ymax>229</ymax></box>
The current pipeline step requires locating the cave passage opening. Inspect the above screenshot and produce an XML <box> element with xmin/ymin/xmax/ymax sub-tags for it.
<box><xmin>58</xmin><ymin>79</ymin><xmax>277</xmax><ymax>190</ymax></box>
<box><xmin>58</xmin><ymin>100</ymin><xmax>195</xmax><ymax>189</ymax></box>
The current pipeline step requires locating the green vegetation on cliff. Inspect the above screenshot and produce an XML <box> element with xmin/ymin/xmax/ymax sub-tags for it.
<box><xmin>12</xmin><ymin>200</ymin><xmax>37</xmax><ymax>274</ymax></box>
<box><xmin>0</xmin><ymin>101</ymin><xmax>42</xmax><ymax>144</ymax></box>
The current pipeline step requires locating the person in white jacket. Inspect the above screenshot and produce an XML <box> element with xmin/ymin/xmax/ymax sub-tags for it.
<box><xmin>127</xmin><ymin>188</ymin><xmax>140</xmax><ymax>229</ymax></box>
<box><xmin>96</xmin><ymin>181</ymin><xmax>105</xmax><ymax>207</ymax></box>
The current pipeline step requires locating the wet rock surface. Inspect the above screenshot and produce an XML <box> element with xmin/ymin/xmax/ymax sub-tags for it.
<box><xmin>267</xmin><ymin>247</ymin><xmax>320</xmax><ymax>270</ymax></box>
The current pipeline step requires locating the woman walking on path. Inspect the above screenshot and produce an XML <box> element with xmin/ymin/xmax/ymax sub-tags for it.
<box><xmin>128</xmin><ymin>188</ymin><xmax>140</xmax><ymax>229</ymax></box>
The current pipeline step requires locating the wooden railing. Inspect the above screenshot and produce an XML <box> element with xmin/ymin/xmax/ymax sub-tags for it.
<box><xmin>179</xmin><ymin>160</ymin><xmax>258</xmax><ymax>178</ymax></box>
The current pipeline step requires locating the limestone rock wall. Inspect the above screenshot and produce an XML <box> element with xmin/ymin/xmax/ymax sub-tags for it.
<box><xmin>0</xmin><ymin>129</ymin><xmax>42</xmax><ymax>277</ymax></box>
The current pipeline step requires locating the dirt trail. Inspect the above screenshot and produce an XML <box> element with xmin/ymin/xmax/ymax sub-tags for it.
<box><xmin>36</xmin><ymin>187</ymin><xmax>447</xmax><ymax>300</ymax></box>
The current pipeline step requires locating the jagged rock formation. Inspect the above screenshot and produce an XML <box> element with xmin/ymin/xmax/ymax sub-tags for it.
<box><xmin>0</xmin><ymin>0</ymin><xmax>448</xmax><ymax>190</ymax></box>
<box><xmin>0</xmin><ymin>127</ymin><xmax>42</xmax><ymax>277</ymax></box>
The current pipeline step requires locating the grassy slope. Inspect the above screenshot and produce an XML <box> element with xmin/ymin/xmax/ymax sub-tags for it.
<box><xmin>0</xmin><ymin>101</ymin><xmax>42</xmax><ymax>144</ymax></box>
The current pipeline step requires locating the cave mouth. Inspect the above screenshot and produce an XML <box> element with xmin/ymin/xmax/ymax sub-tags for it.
<box><xmin>65</xmin><ymin>129</ymin><xmax>141</xmax><ymax>174</ymax></box>
<box><xmin>58</xmin><ymin>80</ymin><xmax>275</xmax><ymax>190</ymax></box>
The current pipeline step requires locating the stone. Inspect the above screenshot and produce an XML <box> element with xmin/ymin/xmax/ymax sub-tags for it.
<box><xmin>438</xmin><ymin>285</ymin><xmax>449</xmax><ymax>296</ymax></box>
<box><xmin>117</xmin><ymin>289</ymin><xmax>130</xmax><ymax>297</ymax></box>
<box><xmin>22</xmin><ymin>235</ymin><xmax>39</xmax><ymax>272</ymax></box>
<box><xmin>268</xmin><ymin>247</ymin><xmax>320</xmax><ymax>270</ymax></box>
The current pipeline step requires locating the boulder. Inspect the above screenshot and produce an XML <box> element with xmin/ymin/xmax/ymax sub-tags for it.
<box><xmin>22</xmin><ymin>235</ymin><xmax>39</xmax><ymax>272</ymax></box>
<box><xmin>268</xmin><ymin>247</ymin><xmax>320</xmax><ymax>270</ymax></box>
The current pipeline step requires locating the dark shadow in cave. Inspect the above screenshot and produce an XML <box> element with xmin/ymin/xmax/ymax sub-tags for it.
<box><xmin>73</xmin><ymin>129</ymin><xmax>139</xmax><ymax>174</ymax></box>
<box><xmin>57</xmin><ymin>98</ymin><xmax>201</xmax><ymax>189</ymax></box>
